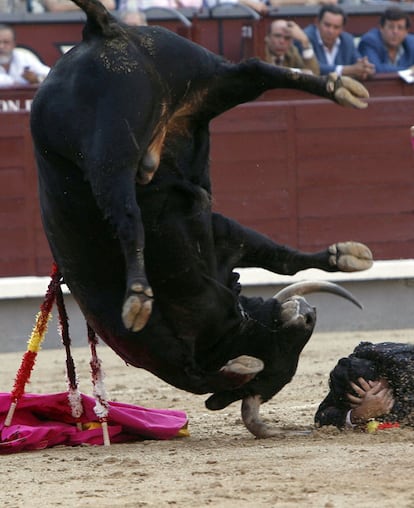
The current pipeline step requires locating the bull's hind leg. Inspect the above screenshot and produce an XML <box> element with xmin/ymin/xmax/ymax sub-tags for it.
<box><xmin>85</xmin><ymin>162</ymin><xmax>153</xmax><ymax>332</ymax></box>
<box><xmin>197</xmin><ymin>60</ymin><xmax>369</xmax><ymax>122</ymax></box>
<box><xmin>121</xmin><ymin>247</ymin><xmax>154</xmax><ymax>332</ymax></box>
<box><xmin>211</xmin><ymin>213</ymin><xmax>373</xmax><ymax>278</ymax></box>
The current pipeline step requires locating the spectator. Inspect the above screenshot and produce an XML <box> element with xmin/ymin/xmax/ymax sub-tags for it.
<box><xmin>265</xmin><ymin>19</ymin><xmax>319</xmax><ymax>75</ymax></box>
<box><xmin>0</xmin><ymin>24</ymin><xmax>50</xmax><ymax>87</ymax></box>
<box><xmin>358</xmin><ymin>7</ymin><xmax>414</xmax><ymax>74</ymax></box>
<box><xmin>0</xmin><ymin>0</ymin><xmax>27</xmax><ymax>13</ymax></box>
<box><xmin>120</xmin><ymin>10</ymin><xmax>147</xmax><ymax>25</ymax></box>
<box><xmin>269</xmin><ymin>0</ymin><xmax>338</xmax><ymax>6</ymax></box>
<box><xmin>42</xmin><ymin>0</ymin><xmax>115</xmax><ymax>11</ymax></box>
<box><xmin>136</xmin><ymin>0</ymin><xmax>202</xmax><ymax>9</ymax></box>
<box><xmin>202</xmin><ymin>0</ymin><xmax>268</xmax><ymax>16</ymax></box>
<box><xmin>305</xmin><ymin>5</ymin><xmax>375</xmax><ymax>80</ymax></box>
<box><xmin>239</xmin><ymin>0</ymin><xmax>268</xmax><ymax>15</ymax></box>
<box><xmin>315</xmin><ymin>341</ymin><xmax>414</xmax><ymax>431</ymax></box>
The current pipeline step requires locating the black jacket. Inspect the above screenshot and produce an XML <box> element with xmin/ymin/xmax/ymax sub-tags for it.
<box><xmin>315</xmin><ymin>342</ymin><xmax>414</xmax><ymax>429</ymax></box>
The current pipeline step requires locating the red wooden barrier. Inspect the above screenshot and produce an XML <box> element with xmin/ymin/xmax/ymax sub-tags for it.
<box><xmin>0</xmin><ymin>112</ymin><xmax>50</xmax><ymax>276</ymax></box>
<box><xmin>210</xmin><ymin>95</ymin><xmax>414</xmax><ymax>260</ymax></box>
<box><xmin>1</xmin><ymin>79</ymin><xmax>414</xmax><ymax>276</ymax></box>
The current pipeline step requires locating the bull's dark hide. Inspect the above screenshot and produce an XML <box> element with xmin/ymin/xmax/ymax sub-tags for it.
<box><xmin>30</xmin><ymin>0</ymin><xmax>372</xmax><ymax>436</ymax></box>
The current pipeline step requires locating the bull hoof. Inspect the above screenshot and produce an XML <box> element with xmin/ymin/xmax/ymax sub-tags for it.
<box><xmin>280</xmin><ymin>296</ymin><xmax>315</xmax><ymax>330</ymax></box>
<box><xmin>327</xmin><ymin>73</ymin><xmax>369</xmax><ymax>110</ymax></box>
<box><xmin>219</xmin><ymin>355</ymin><xmax>264</xmax><ymax>387</ymax></box>
<box><xmin>328</xmin><ymin>241</ymin><xmax>373</xmax><ymax>272</ymax></box>
<box><xmin>122</xmin><ymin>284</ymin><xmax>153</xmax><ymax>331</ymax></box>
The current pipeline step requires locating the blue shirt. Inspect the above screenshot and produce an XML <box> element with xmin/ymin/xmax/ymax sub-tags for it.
<box><xmin>304</xmin><ymin>24</ymin><xmax>361</xmax><ymax>75</ymax></box>
<box><xmin>358</xmin><ymin>27</ymin><xmax>414</xmax><ymax>73</ymax></box>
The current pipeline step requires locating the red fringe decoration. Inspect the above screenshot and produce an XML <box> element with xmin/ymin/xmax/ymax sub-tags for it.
<box><xmin>55</xmin><ymin>282</ymin><xmax>78</xmax><ymax>392</ymax></box>
<box><xmin>10</xmin><ymin>351</ymin><xmax>37</xmax><ymax>400</ymax></box>
<box><xmin>10</xmin><ymin>263</ymin><xmax>62</xmax><ymax>402</ymax></box>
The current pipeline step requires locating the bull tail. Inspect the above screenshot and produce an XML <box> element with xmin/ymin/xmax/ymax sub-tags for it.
<box><xmin>71</xmin><ymin>0</ymin><xmax>120</xmax><ymax>38</ymax></box>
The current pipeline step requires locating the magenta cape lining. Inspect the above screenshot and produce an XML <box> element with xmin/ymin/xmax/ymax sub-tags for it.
<box><xmin>0</xmin><ymin>392</ymin><xmax>188</xmax><ymax>453</ymax></box>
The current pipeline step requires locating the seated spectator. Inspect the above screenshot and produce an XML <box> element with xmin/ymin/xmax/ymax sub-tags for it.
<box><xmin>269</xmin><ymin>0</ymin><xmax>338</xmax><ymax>7</ymax></box>
<box><xmin>305</xmin><ymin>5</ymin><xmax>375</xmax><ymax>80</ymax></box>
<box><xmin>120</xmin><ymin>10</ymin><xmax>147</xmax><ymax>25</ymax></box>
<box><xmin>137</xmin><ymin>0</ymin><xmax>202</xmax><ymax>9</ymax></box>
<box><xmin>118</xmin><ymin>0</ymin><xmax>148</xmax><ymax>23</ymax></box>
<box><xmin>358</xmin><ymin>7</ymin><xmax>414</xmax><ymax>74</ymax></box>
<box><xmin>201</xmin><ymin>0</ymin><xmax>267</xmax><ymax>15</ymax></box>
<box><xmin>0</xmin><ymin>0</ymin><xmax>27</xmax><ymax>13</ymax></box>
<box><xmin>0</xmin><ymin>24</ymin><xmax>50</xmax><ymax>87</ymax></box>
<box><xmin>315</xmin><ymin>341</ymin><xmax>414</xmax><ymax>431</ymax></box>
<box><xmin>265</xmin><ymin>20</ymin><xmax>320</xmax><ymax>75</ymax></box>
<box><xmin>42</xmin><ymin>0</ymin><xmax>115</xmax><ymax>11</ymax></box>
<box><xmin>239</xmin><ymin>0</ymin><xmax>268</xmax><ymax>15</ymax></box>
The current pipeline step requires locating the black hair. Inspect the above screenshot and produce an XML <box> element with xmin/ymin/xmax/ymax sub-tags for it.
<box><xmin>380</xmin><ymin>7</ymin><xmax>411</xmax><ymax>29</ymax></box>
<box><xmin>328</xmin><ymin>356</ymin><xmax>379</xmax><ymax>406</ymax></box>
<box><xmin>318</xmin><ymin>5</ymin><xmax>347</xmax><ymax>26</ymax></box>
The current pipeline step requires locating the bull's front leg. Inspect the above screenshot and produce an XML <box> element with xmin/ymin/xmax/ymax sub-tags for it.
<box><xmin>212</xmin><ymin>213</ymin><xmax>373</xmax><ymax>277</ymax></box>
<box><xmin>205</xmin><ymin>294</ymin><xmax>316</xmax><ymax>414</ymax></box>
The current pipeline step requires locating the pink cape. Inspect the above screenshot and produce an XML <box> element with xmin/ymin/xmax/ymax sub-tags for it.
<box><xmin>0</xmin><ymin>392</ymin><xmax>188</xmax><ymax>453</ymax></box>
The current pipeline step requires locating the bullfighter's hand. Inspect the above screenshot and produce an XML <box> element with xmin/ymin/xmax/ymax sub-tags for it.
<box><xmin>347</xmin><ymin>377</ymin><xmax>395</xmax><ymax>422</ymax></box>
<box><xmin>327</xmin><ymin>73</ymin><xmax>369</xmax><ymax>109</ymax></box>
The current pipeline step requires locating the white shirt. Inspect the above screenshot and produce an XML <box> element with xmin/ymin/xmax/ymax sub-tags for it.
<box><xmin>316</xmin><ymin>28</ymin><xmax>343</xmax><ymax>75</ymax></box>
<box><xmin>0</xmin><ymin>48</ymin><xmax>50</xmax><ymax>87</ymax></box>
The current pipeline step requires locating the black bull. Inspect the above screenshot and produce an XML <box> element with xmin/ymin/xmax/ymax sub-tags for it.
<box><xmin>30</xmin><ymin>0</ymin><xmax>373</xmax><ymax>437</ymax></box>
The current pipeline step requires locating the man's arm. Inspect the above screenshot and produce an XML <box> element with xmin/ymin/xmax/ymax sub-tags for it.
<box><xmin>358</xmin><ymin>36</ymin><xmax>401</xmax><ymax>73</ymax></box>
<box><xmin>288</xmin><ymin>21</ymin><xmax>320</xmax><ymax>75</ymax></box>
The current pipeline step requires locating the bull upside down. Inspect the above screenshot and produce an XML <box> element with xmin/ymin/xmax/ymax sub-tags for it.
<box><xmin>30</xmin><ymin>0</ymin><xmax>372</xmax><ymax>437</ymax></box>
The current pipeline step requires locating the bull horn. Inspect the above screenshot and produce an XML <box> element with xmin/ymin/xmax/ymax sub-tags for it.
<box><xmin>273</xmin><ymin>280</ymin><xmax>362</xmax><ymax>309</ymax></box>
<box><xmin>241</xmin><ymin>395</ymin><xmax>312</xmax><ymax>439</ymax></box>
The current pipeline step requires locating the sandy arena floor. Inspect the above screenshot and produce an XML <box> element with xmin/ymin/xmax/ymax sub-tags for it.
<box><xmin>0</xmin><ymin>328</ymin><xmax>413</xmax><ymax>508</ymax></box>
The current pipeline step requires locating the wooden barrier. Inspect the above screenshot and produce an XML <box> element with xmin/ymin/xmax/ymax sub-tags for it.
<box><xmin>210</xmin><ymin>95</ymin><xmax>414</xmax><ymax>260</ymax></box>
<box><xmin>0</xmin><ymin>112</ymin><xmax>51</xmax><ymax>276</ymax></box>
<box><xmin>1</xmin><ymin>68</ymin><xmax>414</xmax><ymax>277</ymax></box>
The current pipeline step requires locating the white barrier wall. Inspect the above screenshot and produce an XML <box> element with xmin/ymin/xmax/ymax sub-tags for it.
<box><xmin>1</xmin><ymin>260</ymin><xmax>414</xmax><ymax>352</ymax></box>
